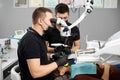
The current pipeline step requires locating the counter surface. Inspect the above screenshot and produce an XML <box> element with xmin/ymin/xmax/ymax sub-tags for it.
<box><xmin>1</xmin><ymin>48</ymin><xmax>18</xmax><ymax>71</ymax></box>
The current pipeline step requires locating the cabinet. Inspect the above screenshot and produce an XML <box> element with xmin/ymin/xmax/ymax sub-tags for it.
<box><xmin>0</xmin><ymin>48</ymin><xmax>18</xmax><ymax>80</ymax></box>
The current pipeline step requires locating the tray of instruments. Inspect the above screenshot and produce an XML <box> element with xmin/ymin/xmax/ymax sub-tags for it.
<box><xmin>75</xmin><ymin>48</ymin><xmax>100</xmax><ymax>63</ymax></box>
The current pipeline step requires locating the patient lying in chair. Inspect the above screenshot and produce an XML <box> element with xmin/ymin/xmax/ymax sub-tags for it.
<box><xmin>74</xmin><ymin>63</ymin><xmax>120</xmax><ymax>80</ymax></box>
<box><xmin>50</xmin><ymin>62</ymin><xmax>120</xmax><ymax>80</ymax></box>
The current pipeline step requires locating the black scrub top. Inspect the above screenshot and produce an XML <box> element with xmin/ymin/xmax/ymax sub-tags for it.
<box><xmin>44</xmin><ymin>22</ymin><xmax>80</xmax><ymax>48</ymax></box>
<box><xmin>17</xmin><ymin>27</ymin><xmax>50</xmax><ymax>80</ymax></box>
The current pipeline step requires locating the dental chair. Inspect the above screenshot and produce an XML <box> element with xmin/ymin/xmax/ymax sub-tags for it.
<box><xmin>11</xmin><ymin>64</ymin><xmax>21</xmax><ymax>80</ymax></box>
<box><xmin>94</xmin><ymin>31</ymin><xmax>120</xmax><ymax>65</ymax></box>
<box><xmin>85</xmin><ymin>31</ymin><xmax>120</xmax><ymax>63</ymax></box>
<box><xmin>70</xmin><ymin>31</ymin><xmax>120</xmax><ymax>78</ymax></box>
<box><xmin>84</xmin><ymin>31</ymin><xmax>120</xmax><ymax>80</ymax></box>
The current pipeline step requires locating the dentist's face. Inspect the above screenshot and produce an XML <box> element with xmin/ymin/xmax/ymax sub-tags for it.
<box><xmin>56</xmin><ymin>12</ymin><xmax>69</xmax><ymax>21</ymax></box>
<box><xmin>42</xmin><ymin>12</ymin><xmax>53</xmax><ymax>30</ymax></box>
<box><xmin>44</xmin><ymin>12</ymin><xmax>53</xmax><ymax>26</ymax></box>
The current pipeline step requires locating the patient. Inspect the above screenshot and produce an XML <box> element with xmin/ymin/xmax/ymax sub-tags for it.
<box><xmin>49</xmin><ymin>62</ymin><xmax>120</xmax><ymax>80</ymax></box>
<box><xmin>74</xmin><ymin>63</ymin><xmax>120</xmax><ymax>80</ymax></box>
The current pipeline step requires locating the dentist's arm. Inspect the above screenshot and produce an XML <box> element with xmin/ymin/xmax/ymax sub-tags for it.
<box><xmin>27</xmin><ymin>59</ymin><xmax>57</xmax><ymax>78</ymax></box>
<box><xmin>27</xmin><ymin>56</ymin><xmax>67</xmax><ymax>78</ymax></box>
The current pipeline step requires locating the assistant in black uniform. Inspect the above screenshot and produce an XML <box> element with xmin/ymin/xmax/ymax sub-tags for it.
<box><xmin>45</xmin><ymin>21</ymin><xmax>80</xmax><ymax>48</ymax></box>
<box><xmin>44</xmin><ymin>3</ymin><xmax>80</xmax><ymax>77</ymax></box>
<box><xmin>45</xmin><ymin>3</ymin><xmax>80</xmax><ymax>53</ymax></box>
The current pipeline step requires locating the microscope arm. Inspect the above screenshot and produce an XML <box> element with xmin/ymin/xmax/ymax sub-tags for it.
<box><xmin>68</xmin><ymin>11</ymin><xmax>87</xmax><ymax>29</ymax></box>
<box><xmin>50</xmin><ymin>0</ymin><xmax>94</xmax><ymax>37</ymax></box>
<box><xmin>69</xmin><ymin>0</ymin><xmax>93</xmax><ymax>29</ymax></box>
<box><xmin>58</xmin><ymin>0</ymin><xmax>94</xmax><ymax>37</ymax></box>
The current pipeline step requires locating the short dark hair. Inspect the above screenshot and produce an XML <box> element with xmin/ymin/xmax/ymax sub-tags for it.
<box><xmin>55</xmin><ymin>3</ymin><xmax>69</xmax><ymax>14</ymax></box>
<box><xmin>32</xmin><ymin>7</ymin><xmax>52</xmax><ymax>24</ymax></box>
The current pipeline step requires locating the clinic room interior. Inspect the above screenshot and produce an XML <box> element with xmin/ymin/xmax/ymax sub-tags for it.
<box><xmin>0</xmin><ymin>0</ymin><xmax>120</xmax><ymax>80</ymax></box>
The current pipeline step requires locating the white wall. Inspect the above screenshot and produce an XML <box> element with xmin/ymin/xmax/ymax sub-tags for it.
<box><xmin>0</xmin><ymin>0</ymin><xmax>120</xmax><ymax>48</ymax></box>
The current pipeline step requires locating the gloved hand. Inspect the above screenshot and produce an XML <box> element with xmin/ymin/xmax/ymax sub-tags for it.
<box><xmin>55</xmin><ymin>55</ymin><xmax>68</xmax><ymax>66</ymax></box>
<box><xmin>54</xmin><ymin>45</ymin><xmax>71</xmax><ymax>55</ymax></box>
<box><xmin>52</xmin><ymin>53</ymin><xmax>60</xmax><ymax>61</ymax></box>
<box><xmin>54</xmin><ymin>45</ymin><xmax>65</xmax><ymax>52</ymax></box>
<box><xmin>64</xmin><ymin>47</ymin><xmax>71</xmax><ymax>55</ymax></box>
<box><xmin>51</xmin><ymin>52</ymin><xmax>66</xmax><ymax>61</ymax></box>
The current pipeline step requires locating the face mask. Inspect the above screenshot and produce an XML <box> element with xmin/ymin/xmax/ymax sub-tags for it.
<box><xmin>43</xmin><ymin>26</ymin><xmax>54</xmax><ymax>34</ymax></box>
